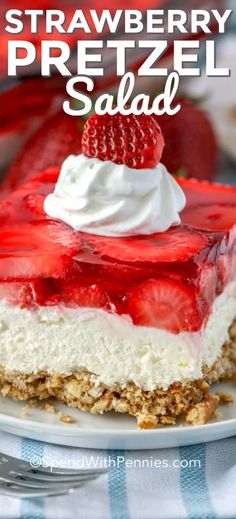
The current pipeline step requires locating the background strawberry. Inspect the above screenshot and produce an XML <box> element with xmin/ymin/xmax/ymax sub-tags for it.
<box><xmin>2</xmin><ymin>111</ymin><xmax>83</xmax><ymax>194</ymax></box>
<box><xmin>0</xmin><ymin>76</ymin><xmax>66</xmax><ymax>171</ymax></box>
<box><xmin>153</xmin><ymin>99</ymin><xmax>218</xmax><ymax>181</ymax></box>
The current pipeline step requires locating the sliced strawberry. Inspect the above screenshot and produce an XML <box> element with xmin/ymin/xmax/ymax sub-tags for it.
<box><xmin>218</xmin><ymin>250</ymin><xmax>236</xmax><ymax>286</ymax></box>
<box><xmin>178</xmin><ymin>177</ymin><xmax>236</xmax><ymax>207</ymax></box>
<box><xmin>0</xmin><ymin>206</ymin><xmax>9</xmax><ymax>226</ymax></box>
<box><xmin>218</xmin><ymin>254</ymin><xmax>229</xmax><ymax>286</ymax></box>
<box><xmin>61</xmin><ymin>283</ymin><xmax>111</xmax><ymax>310</ymax></box>
<box><xmin>22</xmin><ymin>166</ymin><xmax>60</xmax><ymax>188</ymax></box>
<box><xmin>0</xmin><ymin>221</ymin><xmax>81</xmax><ymax>279</ymax></box>
<box><xmin>84</xmin><ymin>227</ymin><xmax>208</xmax><ymax>264</ymax></box>
<box><xmin>0</xmin><ymin>167</ymin><xmax>60</xmax><ymax>224</ymax></box>
<box><xmin>0</xmin><ymin>280</ymin><xmax>50</xmax><ymax>307</ymax></box>
<box><xmin>82</xmin><ymin>112</ymin><xmax>164</xmax><ymax>169</ymax></box>
<box><xmin>23</xmin><ymin>194</ymin><xmax>45</xmax><ymax>216</ymax></box>
<box><xmin>127</xmin><ymin>278</ymin><xmax>200</xmax><ymax>333</ymax></box>
<box><xmin>182</xmin><ymin>204</ymin><xmax>236</xmax><ymax>232</ymax></box>
<box><xmin>199</xmin><ymin>264</ymin><xmax>217</xmax><ymax>304</ymax></box>
<box><xmin>45</xmin><ymin>294</ymin><xmax>61</xmax><ymax>306</ymax></box>
<box><xmin>95</xmin><ymin>264</ymin><xmax>152</xmax><ymax>297</ymax></box>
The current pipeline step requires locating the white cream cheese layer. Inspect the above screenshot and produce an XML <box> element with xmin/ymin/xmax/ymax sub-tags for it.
<box><xmin>0</xmin><ymin>282</ymin><xmax>235</xmax><ymax>391</ymax></box>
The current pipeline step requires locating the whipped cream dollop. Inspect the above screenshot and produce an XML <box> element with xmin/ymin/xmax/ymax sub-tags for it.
<box><xmin>44</xmin><ymin>154</ymin><xmax>186</xmax><ymax>237</ymax></box>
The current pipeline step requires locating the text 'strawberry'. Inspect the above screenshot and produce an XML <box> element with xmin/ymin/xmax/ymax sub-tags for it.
<box><xmin>82</xmin><ymin>113</ymin><xmax>165</xmax><ymax>169</ymax></box>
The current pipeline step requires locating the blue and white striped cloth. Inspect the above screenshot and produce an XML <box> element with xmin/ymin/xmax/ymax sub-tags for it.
<box><xmin>1</xmin><ymin>431</ymin><xmax>236</xmax><ymax>519</ymax></box>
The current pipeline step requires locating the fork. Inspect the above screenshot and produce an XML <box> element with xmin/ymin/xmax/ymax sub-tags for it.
<box><xmin>0</xmin><ymin>452</ymin><xmax>107</xmax><ymax>498</ymax></box>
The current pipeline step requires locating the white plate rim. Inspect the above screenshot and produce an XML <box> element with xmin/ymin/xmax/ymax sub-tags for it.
<box><xmin>1</xmin><ymin>411</ymin><xmax>236</xmax><ymax>436</ymax></box>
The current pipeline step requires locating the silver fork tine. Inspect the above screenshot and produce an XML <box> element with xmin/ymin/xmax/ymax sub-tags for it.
<box><xmin>0</xmin><ymin>482</ymin><xmax>76</xmax><ymax>498</ymax></box>
<box><xmin>23</xmin><ymin>466</ymin><xmax>107</xmax><ymax>481</ymax></box>
<box><xmin>14</xmin><ymin>472</ymin><xmax>103</xmax><ymax>483</ymax></box>
<box><xmin>0</xmin><ymin>451</ymin><xmax>107</xmax><ymax>498</ymax></box>
<box><xmin>1</xmin><ymin>473</ymin><xmax>99</xmax><ymax>488</ymax></box>
<box><xmin>25</xmin><ymin>466</ymin><xmax>106</xmax><ymax>477</ymax></box>
<box><xmin>0</xmin><ymin>452</ymin><xmax>106</xmax><ymax>479</ymax></box>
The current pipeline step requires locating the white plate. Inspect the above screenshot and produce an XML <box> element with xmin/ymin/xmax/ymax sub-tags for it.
<box><xmin>0</xmin><ymin>382</ymin><xmax>236</xmax><ymax>449</ymax></box>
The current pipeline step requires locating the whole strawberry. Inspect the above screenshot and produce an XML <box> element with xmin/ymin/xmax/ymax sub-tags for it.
<box><xmin>3</xmin><ymin>111</ymin><xmax>84</xmax><ymax>193</ymax></box>
<box><xmin>82</xmin><ymin>112</ymin><xmax>164</xmax><ymax>169</ymax></box>
<box><xmin>153</xmin><ymin>100</ymin><xmax>218</xmax><ymax>181</ymax></box>
<box><xmin>0</xmin><ymin>76</ymin><xmax>66</xmax><ymax>171</ymax></box>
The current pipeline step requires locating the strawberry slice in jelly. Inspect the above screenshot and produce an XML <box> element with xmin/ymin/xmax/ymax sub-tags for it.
<box><xmin>0</xmin><ymin>169</ymin><xmax>235</xmax><ymax>335</ymax></box>
<box><xmin>198</xmin><ymin>264</ymin><xmax>218</xmax><ymax>304</ymax></box>
<box><xmin>84</xmin><ymin>227</ymin><xmax>208</xmax><ymax>264</ymax></box>
<box><xmin>0</xmin><ymin>221</ymin><xmax>81</xmax><ymax>278</ymax></box>
<box><xmin>0</xmin><ymin>280</ymin><xmax>50</xmax><ymax>307</ymax></box>
<box><xmin>0</xmin><ymin>167</ymin><xmax>59</xmax><ymax>224</ymax></box>
<box><xmin>182</xmin><ymin>204</ymin><xmax>236</xmax><ymax>232</ymax></box>
<box><xmin>23</xmin><ymin>193</ymin><xmax>46</xmax><ymax>217</ymax></box>
<box><xmin>60</xmin><ymin>282</ymin><xmax>111</xmax><ymax>310</ymax></box>
<box><xmin>177</xmin><ymin>177</ymin><xmax>236</xmax><ymax>206</ymax></box>
<box><xmin>127</xmin><ymin>278</ymin><xmax>202</xmax><ymax>333</ymax></box>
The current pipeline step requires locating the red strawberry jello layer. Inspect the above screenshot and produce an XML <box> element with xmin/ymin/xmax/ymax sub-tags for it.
<box><xmin>0</xmin><ymin>166</ymin><xmax>235</xmax><ymax>428</ymax></box>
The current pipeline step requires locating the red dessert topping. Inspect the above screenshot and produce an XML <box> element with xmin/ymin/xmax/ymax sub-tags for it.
<box><xmin>82</xmin><ymin>113</ymin><xmax>164</xmax><ymax>169</ymax></box>
<box><xmin>0</xmin><ymin>157</ymin><xmax>235</xmax><ymax>334</ymax></box>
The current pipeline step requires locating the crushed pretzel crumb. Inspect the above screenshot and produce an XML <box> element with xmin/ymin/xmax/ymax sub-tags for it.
<box><xmin>27</xmin><ymin>399</ymin><xmax>39</xmax><ymax>408</ymax></box>
<box><xmin>59</xmin><ymin>414</ymin><xmax>77</xmax><ymax>424</ymax></box>
<box><xmin>215</xmin><ymin>391</ymin><xmax>234</xmax><ymax>405</ymax></box>
<box><xmin>186</xmin><ymin>395</ymin><xmax>220</xmax><ymax>425</ymax></box>
<box><xmin>21</xmin><ymin>407</ymin><xmax>29</xmax><ymax>418</ymax></box>
<box><xmin>41</xmin><ymin>402</ymin><xmax>57</xmax><ymax>414</ymax></box>
<box><xmin>137</xmin><ymin>413</ymin><xmax>157</xmax><ymax>429</ymax></box>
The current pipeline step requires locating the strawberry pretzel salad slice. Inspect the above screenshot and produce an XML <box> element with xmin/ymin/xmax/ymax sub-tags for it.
<box><xmin>0</xmin><ymin>112</ymin><xmax>235</xmax><ymax>429</ymax></box>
